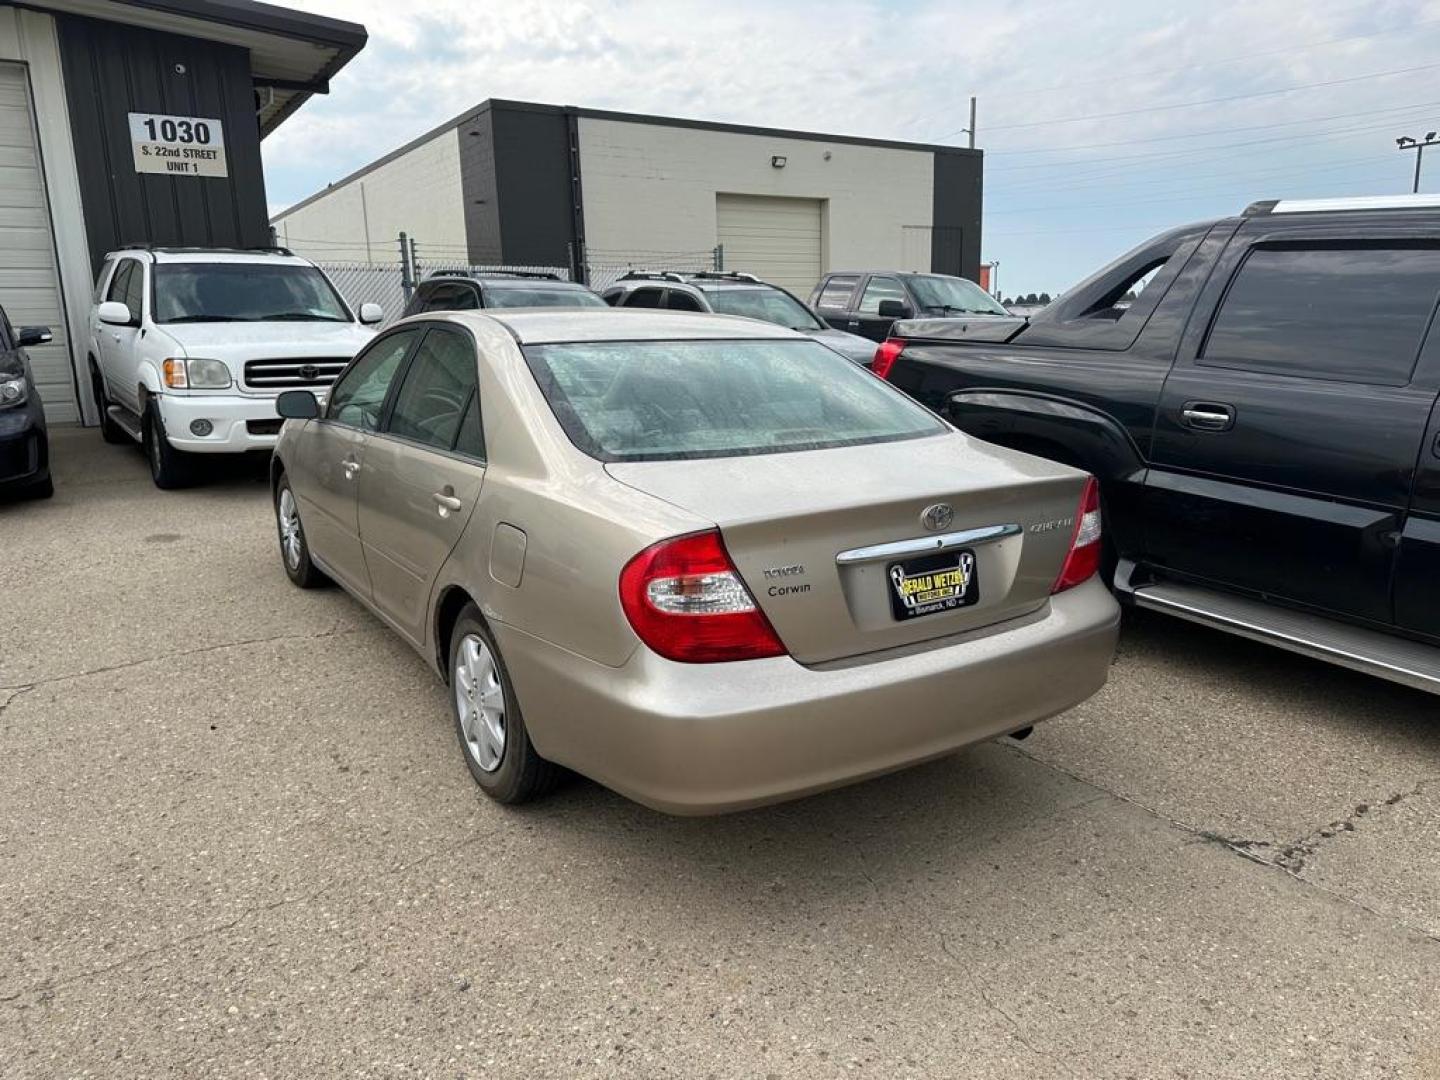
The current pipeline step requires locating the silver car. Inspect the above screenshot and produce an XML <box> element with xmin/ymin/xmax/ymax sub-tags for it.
<box><xmin>271</xmin><ymin>310</ymin><xmax>1119</xmax><ymax>814</ymax></box>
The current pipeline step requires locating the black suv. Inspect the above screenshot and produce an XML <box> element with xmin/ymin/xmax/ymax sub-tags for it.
<box><xmin>879</xmin><ymin>195</ymin><xmax>1440</xmax><ymax>694</ymax></box>
<box><xmin>402</xmin><ymin>271</ymin><xmax>607</xmax><ymax>316</ymax></box>
<box><xmin>810</xmin><ymin>271</ymin><xmax>1011</xmax><ymax>342</ymax></box>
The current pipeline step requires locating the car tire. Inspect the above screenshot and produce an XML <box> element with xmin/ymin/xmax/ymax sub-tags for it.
<box><xmin>143</xmin><ymin>401</ymin><xmax>194</xmax><ymax>490</ymax></box>
<box><xmin>274</xmin><ymin>473</ymin><xmax>327</xmax><ymax>588</ymax></box>
<box><xmin>91</xmin><ymin>366</ymin><xmax>128</xmax><ymax>445</ymax></box>
<box><xmin>449</xmin><ymin>605</ymin><xmax>563</xmax><ymax>805</ymax></box>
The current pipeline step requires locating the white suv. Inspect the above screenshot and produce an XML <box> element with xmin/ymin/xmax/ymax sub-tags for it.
<box><xmin>87</xmin><ymin>247</ymin><xmax>381</xmax><ymax>488</ymax></box>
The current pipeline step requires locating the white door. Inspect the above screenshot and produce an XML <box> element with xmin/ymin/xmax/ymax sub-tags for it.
<box><xmin>716</xmin><ymin>194</ymin><xmax>823</xmax><ymax>297</ymax></box>
<box><xmin>0</xmin><ymin>63</ymin><xmax>73</xmax><ymax>422</ymax></box>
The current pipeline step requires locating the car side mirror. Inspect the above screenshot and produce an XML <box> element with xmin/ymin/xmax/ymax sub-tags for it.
<box><xmin>359</xmin><ymin>303</ymin><xmax>384</xmax><ymax>325</ymax></box>
<box><xmin>98</xmin><ymin>301</ymin><xmax>133</xmax><ymax>327</ymax></box>
<box><xmin>877</xmin><ymin>299</ymin><xmax>912</xmax><ymax>319</ymax></box>
<box><xmin>276</xmin><ymin>390</ymin><xmax>320</xmax><ymax>420</ymax></box>
<box><xmin>16</xmin><ymin>326</ymin><xmax>52</xmax><ymax>347</ymax></box>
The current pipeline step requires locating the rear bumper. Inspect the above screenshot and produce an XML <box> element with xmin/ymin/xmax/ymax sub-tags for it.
<box><xmin>155</xmin><ymin>393</ymin><xmax>286</xmax><ymax>453</ymax></box>
<box><xmin>496</xmin><ymin>576</ymin><xmax>1120</xmax><ymax>815</ymax></box>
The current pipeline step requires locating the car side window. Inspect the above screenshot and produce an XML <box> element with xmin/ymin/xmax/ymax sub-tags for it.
<box><xmin>93</xmin><ymin>259</ymin><xmax>115</xmax><ymax>304</ymax></box>
<box><xmin>326</xmin><ymin>329</ymin><xmax>421</xmax><ymax>431</ymax></box>
<box><xmin>1201</xmin><ymin>244</ymin><xmax>1440</xmax><ymax>386</ymax></box>
<box><xmin>385</xmin><ymin>327</ymin><xmax>479</xmax><ymax>452</ymax></box>
<box><xmin>424</xmin><ymin>283</ymin><xmax>480</xmax><ymax>312</ymax></box>
<box><xmin>121</xmin><ymin>261</ymin><xmax>146</xmax><ymax>322</ymax></box>
<box><xmin>106</xmin><ymin>260</ymin><xmax>135</xmax><ymax>317</ymax></box>
<box><xmin>815</xmin><ymin>275</ymin><xmax>860</xmax><ymax>311</ymax></box>
<box><xmin>623</xmin><ymin>287</ymin><xmax>665</xmax><ymax>309</ymax></box>
<box><xmin>665</xmin><ymin>290</ymin><xmax>704</xmax><ymax>312</ymax></box>
<box><xmin>857</xmin><ymin>276</ymin><xmax>906</xmax><ymax>315</ymax></box>
<box><xmin>452</xmin><ymin>389</ymin><xmax>485</xmax><ymax>461</ymax></box>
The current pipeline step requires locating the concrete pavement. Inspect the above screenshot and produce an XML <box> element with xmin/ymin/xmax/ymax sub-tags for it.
<box><xmin>2</xmin><ymin>427</ymin><xmax>1437</xmax><ymax>1079</ymax></box>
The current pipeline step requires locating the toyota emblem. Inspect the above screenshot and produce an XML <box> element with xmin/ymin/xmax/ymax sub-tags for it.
<box><xmin>920</xmin><ymin>503</ymin><xmax>954</xmax><ymax>532</ymax></box>
<box><xmin>298</xmin><ymin>364</ymin><xmax>319</xmax><ymax>381</ymax></box>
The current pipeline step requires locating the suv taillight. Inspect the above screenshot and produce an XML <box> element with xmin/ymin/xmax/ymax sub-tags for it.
<box><xmin>1051</xmin><ymin>477</ymin><xmax>1103</xmax><ymax>594</ymax></box>
<box><xmin>872</xmin><ymin>338</ymin><xmax>904</xmax><ymax>380</ymax></box>
<box><xmin>619</xmin><ymin>530</ymin><xmax>787</xmax><ymax>663</ymax></box>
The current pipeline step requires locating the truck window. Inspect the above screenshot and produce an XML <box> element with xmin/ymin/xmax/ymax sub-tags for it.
<box><xmin>857</xmin><ymin>276</ymin><xmax>906</xmax><ymax>315</ymax></box>
<box><xmin>815</xmin><ymin>275</ymin><xmax>860</xmax><ymax>310</ymax></box>
<box><xmin>1201</xmin><ymin>245</ymin><xmax>1440</xmax><ymax>386</ymax></box>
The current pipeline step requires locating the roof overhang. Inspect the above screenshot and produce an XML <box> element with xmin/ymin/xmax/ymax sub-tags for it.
<box><xmin>21</xmin><ymin>0</ymin><xmax>366</xmax><ymax>137</ymax></box>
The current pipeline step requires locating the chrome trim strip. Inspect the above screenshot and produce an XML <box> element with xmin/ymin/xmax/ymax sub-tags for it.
<box><xmin>836</xmin><ymin>523</ymin><xmax>1021</xmax><ymax>565</ymax></box>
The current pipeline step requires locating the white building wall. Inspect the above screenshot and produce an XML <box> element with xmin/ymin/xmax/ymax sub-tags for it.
<box><xmin>578</xmin><ymin>118</ymin><xmax>934</xmax><ymax>273</ymax></box>
<box><xmin>274</xmin><ymin>128</ymin><xmax>467</xmax><ymax>264</ymax></box>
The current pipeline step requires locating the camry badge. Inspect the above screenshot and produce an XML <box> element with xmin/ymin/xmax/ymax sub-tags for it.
<box><xmin>920</xmin><ymin>503</ymin><xmax>954</xmax><ymax>532</ymax></box>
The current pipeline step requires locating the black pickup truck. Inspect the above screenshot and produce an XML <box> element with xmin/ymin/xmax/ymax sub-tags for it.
<box><xmin>877</xmin><ymin>196</ymin><xmax>1440</xmax><ymax>694</ymax></box>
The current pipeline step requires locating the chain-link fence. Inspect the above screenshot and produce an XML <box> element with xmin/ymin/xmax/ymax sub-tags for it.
<box><xmin>312</xmin><ymin>242</ymin><xmax>724</xmax><ymax>323</ymax></box>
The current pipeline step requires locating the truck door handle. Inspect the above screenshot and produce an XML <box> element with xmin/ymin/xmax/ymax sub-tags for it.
<box><xmin>433</xmin><ymin>489</ymin><xmax>463</xmax><ymax>516</ymax></box>
<box><xmin>1180</xmin><ymin>402</ymin><xmax>1235</xmax><ymax>432</ymax></box>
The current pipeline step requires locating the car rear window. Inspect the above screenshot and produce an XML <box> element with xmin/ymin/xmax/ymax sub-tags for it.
<box><xmin>521</xmin><ymin>338</ymin><xmax>945</xmax><ymax>462</ymax></box>
<box><xmin>705</xmin><ymin>287</ymin><xmax>822</xmax><ymax>331</ymax></box>
<box><xmin>483</xmin><ymin>287</ymin><xmax>607</xmax><ymax>309</ymax></box>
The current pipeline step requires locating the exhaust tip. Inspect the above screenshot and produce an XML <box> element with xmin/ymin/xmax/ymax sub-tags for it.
<box><xmin>1008</xmin><ymin>726</ymin><xmax>1034</xmax><ymax>742</ymax></box>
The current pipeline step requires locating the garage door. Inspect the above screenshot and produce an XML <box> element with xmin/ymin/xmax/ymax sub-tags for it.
<box><xmin>716</xmin><ymin>194</ymin><xmax>823</xmax><ymax>297</ymax></box>
<box><xmin>0</xmin><ymin>63</ymin><xmax>74</xmax><ymax>422</ymax></box>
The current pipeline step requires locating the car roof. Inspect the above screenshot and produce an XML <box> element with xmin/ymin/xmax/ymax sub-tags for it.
<box><xmin>425</xmin><ymin>272</ymin><xmax>572</xmax><ymax>285</ymax></box>
<box><xmin>435</xmin><ymin>308</ymin><xmax>805</xmax><ymax>345</ymax></box>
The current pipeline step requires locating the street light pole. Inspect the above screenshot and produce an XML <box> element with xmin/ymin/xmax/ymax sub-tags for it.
<box><xmin>1397</xmin><ymin>132</ymin><xmax>1440</xmax><ymax>193</ymax></box>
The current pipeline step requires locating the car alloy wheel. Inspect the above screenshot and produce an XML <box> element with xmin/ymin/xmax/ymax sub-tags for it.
<box><xmin>277</xmin><ymin>487</ymin><xmax>303</xmax><ymax>570</ymax></box>
<box><xmin>454</xmin><ymin>632</ymin><xmax>507</xmax><ymax>772</ymax></box>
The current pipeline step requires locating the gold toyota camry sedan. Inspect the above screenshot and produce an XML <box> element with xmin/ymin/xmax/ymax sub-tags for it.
<box><xmin>271</xmin><ymin>310</ymin><xmax>1119</xmax><ymax>814</ymax></box>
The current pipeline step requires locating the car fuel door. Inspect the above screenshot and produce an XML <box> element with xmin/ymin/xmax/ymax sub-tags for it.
<box><xmin>1146</xmin><ymin>225</ymin><xmax>1440</xmax><ymax>625</ymax></box>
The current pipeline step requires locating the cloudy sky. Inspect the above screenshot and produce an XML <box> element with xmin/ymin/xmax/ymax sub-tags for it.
<box><xmin>264</xmin><ymin>0</ymin><xmax>1440</xmax><ymax>296</ymax></box>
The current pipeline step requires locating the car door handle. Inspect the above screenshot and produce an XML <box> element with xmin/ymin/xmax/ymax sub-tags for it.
<box><xmin>433</xmin><ymin>490</ymin><xmax>463</xmax><ymax>516</ymax></box>
<box><xmin>1180</xmin><ymin>402</ymin><xmax>1235</xmax><ymax>432</ymax></box>
<box><xmin>341</xmin><ymin>456</ymin><xmax>360</xmax><ymax>479</ymax></box>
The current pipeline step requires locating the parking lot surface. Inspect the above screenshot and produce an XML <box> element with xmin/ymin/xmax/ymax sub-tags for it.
<box><xmin>3</xmin><ymin>427</ymin><xmax>1438</xmax><ymax>1079</ymax></box>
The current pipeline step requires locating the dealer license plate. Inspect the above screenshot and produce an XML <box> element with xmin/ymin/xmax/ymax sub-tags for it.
<box><xmin>887</xmin><ymin>550</ymin><xmax>979</xmax><ymax>621</ymax></box>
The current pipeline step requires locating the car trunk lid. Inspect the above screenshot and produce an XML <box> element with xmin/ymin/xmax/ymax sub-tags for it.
<box><xmin>606</xmin><ymin>432</ymin><xmax>1089</xmax><ymax>664</ymax></box>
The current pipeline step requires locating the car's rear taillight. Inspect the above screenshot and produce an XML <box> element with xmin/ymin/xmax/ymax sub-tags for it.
<box><xmin>1051</xmin><ymin>477</ymin><xmax>1103</xmax><ymax>594</ymax></box>
<box><xmin>619</xmin><ymin>529</ymin><xmax>787</xmax><ymax>663</ymax></box>
<box><xmin>872</xmin><ymin>338</ymin><xmax>905</xmax><ymax>380</ymax></box>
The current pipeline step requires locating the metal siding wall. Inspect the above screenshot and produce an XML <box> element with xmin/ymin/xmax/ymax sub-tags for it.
<box><xmin>492</xmin><ymin>105</ymin><xmax>575</xmax><ymax>268</ymax></box>
<box><xmin>55</xmin><ymin>12</ymin><xmax>268</xmax><ymax>272</ymax></box>
<box><xmin>458</xmin><ymin>109</ymin><xmax>501</xmax><ymax>264</ymax></box>
<box><xmin>932</xmin><ymin>150</ymin><xmax>982</xmax><ymax>281</ymax></box>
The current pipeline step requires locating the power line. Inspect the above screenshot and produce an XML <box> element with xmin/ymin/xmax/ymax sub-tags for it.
<box><xmin>949</xmin><ymin>61</ymin><xmax>1440</xmax><ymax>137</ymax></box>
<box><xmin>986</xmin><ymin>100</ymin><xmax>1440</xmax><ymax>163</ymax></box>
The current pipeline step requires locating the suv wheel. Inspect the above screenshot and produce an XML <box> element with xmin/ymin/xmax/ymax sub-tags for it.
<box><xmin>274</xmin><ymin>474</ymin><xmax>327</xmax><ymax>588</ymax></box>
<box><xmin>449</xmin><ymin>605</ymin><xmax>563</xmax><ymax>804</ymax></box>
<box><xmin>143</xmin><ymin>402</ymin><xmax>194</xmax><ymax>489</ymax></box>
<box><xmin>91</xmin><ymin>366</ymin><xmax>128</xmax><ymax>445</ymax></box>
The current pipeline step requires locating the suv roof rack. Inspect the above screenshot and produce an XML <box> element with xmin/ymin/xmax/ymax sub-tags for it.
<box><xmin>616</xmin><ymin>270</ymin><xmax>688</xmax><ymax>283</ymax></box>
<box><xmin>427</xmin><ymin>268</ymin><xmax>563</xmax><ymax>281</ymax></box>
<box><xmin>118</xmin><ymin>243</ymin><xmax>297</xmax><ymax>257</ymax></box>
<box><xmin>1243</xmin><ymin>194</ymin><xmax>1440</xmax><ymax>216</ymax></box>
<box><xmin>685</xmin><ymin>270</ymin><xmax>762</xmax><ymax>283</ymax></box>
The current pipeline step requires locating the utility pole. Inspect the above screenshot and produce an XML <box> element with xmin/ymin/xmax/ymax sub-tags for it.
<box><xmin>963</xmin><ymin>96</ymin><xmax>977</xmax><ymax>150</ymax></box>
<box><xmin>1397</xmin><ymin>132</ymin><xmax>1439</xmax><ymax>193</ymax></box>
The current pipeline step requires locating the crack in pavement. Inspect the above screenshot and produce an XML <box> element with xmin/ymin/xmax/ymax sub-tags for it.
<box><xmin>0</xmin><ymin>621</ymin><xmax>374</xmax><ymax>699</ymax></box>
<box><xmin>1006</xmin><ymin>744</ymin><xmax>1440</xmax><ymax>946</ymax></box>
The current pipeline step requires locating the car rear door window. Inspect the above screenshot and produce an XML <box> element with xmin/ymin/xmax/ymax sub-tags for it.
<box><xmin>1201</xmin><ymin>245</ymin><xmax>1440</xmax><ymax>385</ymax></box>
<box><xmin>665</xmin><ymin>290</ymin><xmax>705</xmax><ymax>312</ymax></box>
<box><xmin>327</xmin><ymin>329</ymin><xmax>421</xmax><ymax>431</ymax></box>
<box><xmin>386</xmin><ymin>328</ymin><xmax>479</xmax><ymax>451</ymax></box>
<box><xmin>815</xmin><ymin>275</ymin><xmax>860</xmax><ymax>311</ymax></box>
<box><xmin>623</xmin><ymin>287</ymin><xmax>665</xmax><ymax>309</ymax></box>
<box><xmin>857</xmin><ymin>276</ymin><xmax>906</xmax><ymax>315</ymax></box>
<box><xmin>422</xmin><ymin>283</ymin><xmax>480</xmax><ymax>312</ymax></box>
